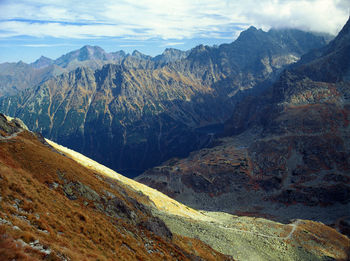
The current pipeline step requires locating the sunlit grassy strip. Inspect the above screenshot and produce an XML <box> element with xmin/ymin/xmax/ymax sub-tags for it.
<box><xmin>45</xmin><ymin>138</ymin><xmax>213</xmax><ymax>222</ymax></box>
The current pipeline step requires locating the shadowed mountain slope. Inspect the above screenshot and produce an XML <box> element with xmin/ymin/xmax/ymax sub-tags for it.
<box><xmin>136</xmin><ymin>18</ymin><xmax>350</xmax><ymax>236</ymax></box>
<box><xmin>0</xmin><ymin>28</ymin><xmax>329</xmax><ymax>177</ymax></box>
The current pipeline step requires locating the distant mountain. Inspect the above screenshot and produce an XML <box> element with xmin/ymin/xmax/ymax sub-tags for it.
<box><xmin>1</xmin><ymin>114</ymin><xmax>347</xmax><ymax>260</ymax></box>
<box><xmin>0</xmin><ymin>46</ymin><xmax>191</xmax><ymax>98</ymax></box>
<box><xmin>0</xmin><ymin>27</ymin><xmax>330</xmax><ymax>177</ymax></box>
<box><xmin>56</xmin><ymin>45</ymin><xmax>111</xmax><ymax>63</ymax></box>
<box><xmin>0</xmin><ymin>45</ymin><xmax>119</xmax><ymax>97</ymax></box>
<box><xmin>54</xmin><ymin>45</ymin><xmax>126</xmax><ymax>71</ymax></box>
<box><xmin>168</xmin><ymin>27</ymin><xmax>329</xmax><ymax>91</ymax></box>
<box><xmin>137</xmin><ymin>17</ymin><xmax>350</xmax><ymax>235</ymax></box>
<box><xmin>0</xmin><ymin>61</ymin><xmax>64</xmax><ymax>97</ymax></box>
<box><xmin>31</xmin><ymin>55</ymin><xmax>54</xmax><ymax>69</ymax></box>
<box><xmin>153</xmin><ymin>48</ymin><xmax>190</xmax><ymax>65</ymax></box>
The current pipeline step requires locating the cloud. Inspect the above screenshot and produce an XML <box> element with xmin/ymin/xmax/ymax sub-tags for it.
<box><xmin>161</xmin><ymin>42</ymin><xmax>185</xmax><ymax>47</ymax></box>
<box><xmin>0</xmin><ymin>20</ymin><xmax>135</xmax><ymax>38</ymax></box>
<box><xmin>118</xmin><ymin>44</ymin><xmax>145</xmax><ymax>47</ymax></box>
<box><xmin>21</xmin><ymin>43</ymin><xmax>77</xmax><ymax>47</ymax></box>
<box><xmin>234</xmin><ymin>0</ymin><xmax>350</xmax><ymax>34</ymax></box>
<box><xmin>0</xmin><ymin>0</ymin><xmax>348</xmax><ymax>41</ymax></box>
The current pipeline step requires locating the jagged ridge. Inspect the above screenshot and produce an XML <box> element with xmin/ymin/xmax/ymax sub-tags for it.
<box><xmin>0</xmin><ymin>27</ymin><xmax>329</xmax><ymax>177</ymax></box>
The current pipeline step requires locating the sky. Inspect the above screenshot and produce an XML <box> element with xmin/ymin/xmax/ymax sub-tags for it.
<box><xmin>0</xmin><ymin>0</ymin><xmax>349</xmax><ymax>63</ymax></box>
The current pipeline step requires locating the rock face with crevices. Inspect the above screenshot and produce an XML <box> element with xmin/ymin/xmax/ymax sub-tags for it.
<box><xmin>0</xmin><ymin>113</ymin><xmax>28</xmax><ymax>136</ymax></box>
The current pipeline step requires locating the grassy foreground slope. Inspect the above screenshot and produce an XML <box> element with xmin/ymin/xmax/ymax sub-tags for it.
<box><xmin>0</xmin><ymin>114</ymin><xmax>230</xmax><ymax>260</ymax></box>
<box><xmin>47</xmin><ymin>137</ymin><xmax>350</xmax><ymax>260</ymax></box>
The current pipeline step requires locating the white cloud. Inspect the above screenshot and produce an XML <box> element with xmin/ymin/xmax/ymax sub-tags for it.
<box><xmin>0</xmin><ymin>21</ymin><xmax>135</xmax><ymax>38</ymax></box>
<box><xmin>21</xmin><ymin>43</ymin><xmax>77</xmax><ymax>47</ymax></box>
<box><xmin>0</xmin><ymin>0</ymin><xmax>348</xmax><ymax>40</ymax></box>
<box><xmin>234</xmin><ymin>0</ymin><xmax>350</xmax><ymax>34</ymax></box>
<box><xmin>119</xmin><ymin>44</ymin><xmax>144</xmax><ymax>47</ymax></box>
<box><xmin>162</xmin><ymin>42</ymin><xmax>185</xmax><ymax>47</ymax></box>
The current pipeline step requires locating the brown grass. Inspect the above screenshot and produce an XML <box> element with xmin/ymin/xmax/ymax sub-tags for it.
<box><xmin>0</xmin><ymin>226</ymin><xmax>39</xmax><ymax>261</ymax></box>
<box><xmin>0</xmin><ymin>130</ymin><xmax>229</xmax><ymax>260</ymax></box>
<box><xmin>293</xmin><ymin>221</ymin><xmax>350</xmax><ymax>261</ymax></box>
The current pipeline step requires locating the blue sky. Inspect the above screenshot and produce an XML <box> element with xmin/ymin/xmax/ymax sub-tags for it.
<box><xmin>0</xmin><ymin>0</ymin><xmax>349</xmax><ymax>63</ymax></box>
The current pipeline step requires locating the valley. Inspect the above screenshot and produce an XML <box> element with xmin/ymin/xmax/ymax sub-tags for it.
<box><xmin>0</xmin><ymin>9</ymin><xmax>349</xmax><ymax>260</ymax></box>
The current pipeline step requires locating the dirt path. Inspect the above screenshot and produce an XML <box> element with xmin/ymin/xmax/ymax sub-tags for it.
<box><xmin>217</xmin><ymin>219</ymin><xmax>301</xmax><ymax>240</ymax></box>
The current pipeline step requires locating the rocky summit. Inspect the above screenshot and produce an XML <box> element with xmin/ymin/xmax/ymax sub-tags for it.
<box><xmin>0</xmin><ymin>27</ymin><xmax>329</xmax><ymax>177</ymax></box>
<box><xmin>136</xmin><ymin>17</ymin><xmax>350</xmax><ymax>237</ymax></box>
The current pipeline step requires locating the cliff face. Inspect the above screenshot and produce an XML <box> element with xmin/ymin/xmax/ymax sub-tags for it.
<box><xmin>136</xmin><ymin>18</ymin><xmax>350</xmax><ymax>233</ymax></box>
<box><xmin>0</xmin><ymin>28</ymin><xmax>328</xmax><ymax>176</ymax></box>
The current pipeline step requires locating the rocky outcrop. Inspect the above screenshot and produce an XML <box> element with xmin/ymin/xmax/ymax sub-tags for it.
<box><xmin>0</xmin><ymin>113</ymin><xmax>28</xmax><ymax>136</ymax></box>
<box><xmin>0</xmin><ymin>27</ymin><xmax>329</xmax><ymax>177</ymax></box>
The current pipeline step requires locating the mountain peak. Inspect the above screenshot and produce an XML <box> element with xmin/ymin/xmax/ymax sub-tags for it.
<box><xmin>132</xmin><ymin>50</ymin><xmax>143</xmax><ymax>56</ymax></box>
<box><xmin>339</xmin><ymin>16</ymin><xmax>350</xmax><ymax>35</ymax></box>
<box><xmin>294</xmin><ymin>16</ymin><xmax>350</xmax><ymax>82</ymax></box>
<box><xmin>163</xmin><ymin>47</ymin><xmax>181</xmax><ymax>53</ymax></box>
<box><xmin>78</xmin><ymin>45</ymin><xmax>107</xmax><ymax>60</ymax></box>
<box><xmin>235</xmin><ymin>26</ymin><xmax>266</xmax><ymax>43</ymax></box>
<box><xmin>131</xmin><ymin>50</ymin><xmax>152</xmax><ymax>60</ymax></box>
<box><xmin>152</xmin><ymin>48</ymin><xmax>189</xmax><ymax>64</ymax></box>
<box><xmin>80</xmin><ymin>45</ymin><xmax>104</xmax><ymax>52</ymax></box>
<box><xmin>191</xmin><ymin>44</ymin><xmax>210</xmax><ymax>53</ymax></box>
<box><xmin>31</xmin><ymin>55</ymin><xmax>53</xmax><ymax>69</ymax></box>
<box><xmin>39</xmin><ymin>55</ymin><xmax>50</xmax><ymax>59</ymax></box>
<box><xmin>247</xmin><ymin>25</ymin><xmax>258</xmax><ymax>31</ymax></box>
<box><xmin>332</xmin><ymin>16</ymin><xmax>350</xmax><ymax>43</ymax></box>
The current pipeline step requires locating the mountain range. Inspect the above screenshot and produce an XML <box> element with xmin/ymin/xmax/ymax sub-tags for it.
<box><xmin>0</xmin><ymin>45</ymin><xmax>189</xmax><ymax>97</ymax></box>
<box><xmin>1</xmin><ymin>17</ymin><xmax>350</xmax><ymax>260</ymax></box>
<box><xmin>0</xmin><ymin>27</ymin><xmax>330</xmax><ymax>177</ymax></box>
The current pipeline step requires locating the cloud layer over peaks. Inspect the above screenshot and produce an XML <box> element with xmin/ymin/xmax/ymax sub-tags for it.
<box><xmin>0</xmin><ymin>0</ymin><xmax>349</xmax><ymax>41</ymax></box>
